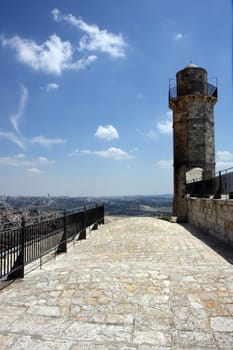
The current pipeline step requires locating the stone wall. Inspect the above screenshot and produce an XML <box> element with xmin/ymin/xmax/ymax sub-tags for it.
<box><xmin>187</xmin><ymin>197</ymin><xmax>233</xmax><ymax>245</ymax></box>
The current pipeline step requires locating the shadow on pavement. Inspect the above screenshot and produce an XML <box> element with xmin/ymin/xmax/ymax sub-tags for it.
<box><xmin>181</xmin><ymin>223</ymin><xmax>233</xmax><ymax>265</ymax></box>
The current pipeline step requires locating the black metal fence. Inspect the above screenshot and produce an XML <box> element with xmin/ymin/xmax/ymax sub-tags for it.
<box><xmin>169</xmin><ymin>82</ymin><xmax>218</xmax><ymax>101</ymax></box>
<box><xmin>186</xmin><ymin>168</ymin><xmax>233</xmax><ymax>198</ymax></box>
<box><xmin>0</xmin><ymin>204</ymin><xmax>104</xmax><ymax>280</ymax></box>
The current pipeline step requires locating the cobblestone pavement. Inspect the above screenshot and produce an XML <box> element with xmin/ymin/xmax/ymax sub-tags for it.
<box><xmin>1</xmin><ymin>216</ymin><xmax>233</xmax><ymax>349</ymax></box>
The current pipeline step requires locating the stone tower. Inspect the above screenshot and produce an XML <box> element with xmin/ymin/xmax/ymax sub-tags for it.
<box><xmin>169</xmin><ymin>64</ymin><xmax>217</xmax><ymax>221</ymax></box>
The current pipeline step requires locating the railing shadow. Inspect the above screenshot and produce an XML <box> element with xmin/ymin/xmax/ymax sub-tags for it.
<box><xmin>180</xmin><ymin>223</ymin><xmax>233</xmax><ymax>265</ymax></box>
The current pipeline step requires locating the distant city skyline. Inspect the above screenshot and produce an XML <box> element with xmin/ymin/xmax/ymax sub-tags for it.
<box><xmin>0</xmin><ymin>0</ymin><xmax>232</xmax><ymax>196</ymax></box>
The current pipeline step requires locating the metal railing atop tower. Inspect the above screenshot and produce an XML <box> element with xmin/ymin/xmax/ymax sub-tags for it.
<box><xmin>186</xmin><ymin>167</ymin><xmax>233</xmax><ymax>198</ymax></box>
<box><xmin>169</xmin><ymin>81</ymin><xmax>218</xmax><ymax>101</ymax></box>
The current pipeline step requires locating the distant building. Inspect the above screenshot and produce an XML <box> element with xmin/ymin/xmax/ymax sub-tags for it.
<box><xmin>169</xmin><ymin>64</ymin><xmax>217</xmax><ymax>221</ymax></box>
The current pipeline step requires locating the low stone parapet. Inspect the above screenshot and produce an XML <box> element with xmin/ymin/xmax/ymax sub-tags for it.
<box><xmin>187</xmin><ymin>197</ymin><xmax>233</xmax><ymax>245</ymax></box>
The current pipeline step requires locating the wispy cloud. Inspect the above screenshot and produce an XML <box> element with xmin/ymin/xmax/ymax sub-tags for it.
<box><xmin>157</xmin><ymin>111</ymin><xmax>172</xmax><ymax>135</ymax></box>
<box><xmin>52</xmin><ymin>8</ymin><xmax>126</xmax><ymax>58</ymax></box>
<box><xmin>70</xmin><ymin>147</ymin><xmax>134</xmax><ymax>160</ymax></box>
<box><xmin>27</xmin><ymin>167</ymin><xmax>44</xmax><ymax>174</ymax></box>
<box><xmin>0</xmin><ymin>130</ymin><xmax>26</xmax><ymax>149</ymax></box>
<box><xmin>0</xmin><ymin>85</ymin><xmax>65</xmax><ymax>153</ymax></box>
<box><xmin>216</xmin><ymin>150</ymin><xmax>233</xmax><ymax>170</ymax></box>
<box><xmin>137</xmin><ymin>111</ymin><xmax>173</xmax><ymax>139</ymax></box>
<box><xmin>217</xmin><ymin>150</ymin><xmax>233</xmax><ymax>161</ymax></box>
<box><xmin>0</xmin><ymin>34</ymin><xmax>97</xmax><ymax>75</ymax></box>
<box><xmin>30</xmin><ymin>135</ymin><xmax>66</xmax><ymax>148</ymax></box>
<box><xmin>14</xmin><ymin>153</ymin><xmax>26</xmax><ymax>159</ymax></box>
<box><xmin>0</xmin><ymin>154</ymin><xmax>54</xmax><ymax>167</ymax></box>
<box><xmin>36</xmin><ymin>156</ymin><xmax>55</xmax><ymax>165</ymax></box>
<box><xmin>0</xmin><ymin>85</ymin><xmax>28</xmax><ymax>150</ymax></box>
<box><xmin>95</xmin><ymin>125</ymin><xmax>119</xmax><ymax>141</ymax></box>
<box><xmin>155</xmin><ymin>160</ymin><xmax>173</xmax><ymax>169</ymax></box>
<box><xmin>42</xmin><ymin>83</ymin><xmax>59</xmax><ymax>92</ymax></box>
<box><xmin>137</xmin><ymin>128</ymin><xmax>157</xmax><ymax>139</ymax></box>
<box><xmin>10</xmin><ymin>85</ymin><xmax>28</xmax><ymax>134</ymax></box>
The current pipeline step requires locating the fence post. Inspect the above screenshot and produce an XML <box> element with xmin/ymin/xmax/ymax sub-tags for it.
<box><xmin>79</xmin><ymin>206</ymin><xmax>86</xmax><ymax>240</ymax></box>
<box><xmin>219</xmin><ymin>171</ymin><xmax>222</xmax><ymax>195</ymax></box>
<box><xmin>7</xmin><ymin>217</ymin><xmax>25</xmax><ymax>280</ymax></box>
<box><xmin>92</xmin><ymin>204</ymin><xmax>98</xmax><ymax>230</ymax></box>
<box><xmin>213</xmin><ymin>171</ymin><xmax>222</xmax><ymax>198</ymax></box>
<box><xmin>100</xmin><ymin>204</ymin><xmax>105</xmax><ymax>224</ymax></box>
<box><xmin>19</xmin><ymin>217</ymin><xmax>25</xmax><ymax>278</ymax></box>
<box><xmin>57</xmin><ymin>210</ymin><xmax>67</xmax><ymax>253</ymax></box>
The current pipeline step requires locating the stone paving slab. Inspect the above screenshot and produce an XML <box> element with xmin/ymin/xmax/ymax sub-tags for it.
<box><xmin>1</xmin><ymin>216</ymin><xmax>233</xmax><ymax>349</ymax></box>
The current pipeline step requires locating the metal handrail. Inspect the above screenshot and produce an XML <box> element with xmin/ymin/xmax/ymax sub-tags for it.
<box><xmin>169</xmin><ymin>82</ymin><xmax>218</xmax><ymax>101</ymax></box>
<box><xmin>0</xmin><ymin>204</ymin><xmax>104</xmax><ymax>280</ymax></box>
<box><xmin>186</xmin><ymin>168</ymin><xmax>233</xmax><ymax>197</ymax></box>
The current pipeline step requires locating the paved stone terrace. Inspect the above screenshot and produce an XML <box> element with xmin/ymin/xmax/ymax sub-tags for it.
<box><xmin>1</xmin><ymin>216</ymin><xmax>233</xmax><ymax>349</ymax></box>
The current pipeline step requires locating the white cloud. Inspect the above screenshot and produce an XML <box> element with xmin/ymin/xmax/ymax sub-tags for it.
<box><xmin>10</xmin><ymin>85</ymin><xmax>28</xmax><ymax>134</ymax></box>
<box><xmin>52</xmin><ymin>8</ymin><xmax>126</xmax><ymax>58</ymax></box>
<box><xmin>43</xmin><ymin>83</ymin><xmax>59</xmax><ymax>92</ymax></box>
<box><xmin>157</xmin><ymin>111</ymin><xmax>173</xmax><ymax>135</ymax></box>
<box><xmin>157</xmin><ymin>120</ymin><xmax>172</xmax><ymax>134</ymax></box>
<box><xmin>137</xmin><ymin>128</ymin><xmax>157</xmax><ymax>139</ymax></box>
<box><xmin>14</xmin><ymin>153</ymin><xmax>26</xmax><ymax>158</ymax></box>
<box><xmin>216</xmin><ymin>150</ymin><xmax>233</xmax><ymax>170</ymax></box>
<box><xmin>95</xmin><ymin>125</ymin><xmax>119</xmax><ymax>141</ymax></box>
<box><xmin>31</xmin><ymin>135</ymin><xmax>66</xmax><ymax>148</ymax></box>
<box><xmin>155</xmin><ymin>160</ymin><xmax>173</xmax><ymax>169</ymax></box>
<box><xmin>36</xmin><ymin>156</ymin><xmax>55</xmax><ymax>165</ymax></box>
<box><xmin>216</xmin><ymin>150</ymin><xmax>233</xmax><ymax>162</ymax></box>
<box><xmin>146</xmin><ymin>130</ymin><xmax>157</xmax><ymax>139</ymax></box>
<box><xmin>66</xmin><ymin>55</ymin><xmax>97</xmax><ymax>70</ymax></box>
<box><xmin>0</xmin><ymin>130</ymin><xmax>26</xmax><ymax>149</ymax></box>
<box><xmin>0</xmin><ymin>154</ymin><xmax>54</xmax><ymax>167</ymax></box>
<box><xmin>70</xmin><ymin>147</ymin><xmax>134</xmax><ymax>160</ymax></box>
<box><xmin>27</xmin><ymin>167</ymin><xmax>44</xmax><ymax>174</ymax></box>
<box><xmin>173</xmin><ymin>32</ymin><xmax>184</xmax><ymax>41</ymax></box>
<box><xmin>51</xmin><ymin>8</ymin><xmax>60</xmax><ymax>21</ymax></box>
<box><xmin>1</xmin><ymin>34</ymin><xmax>97</xmax><ymax>75</ymax></box>
<box><xmin>0</xmin><ymin>155</ymin><xmax>29</xmax><ymax>166</ymax></box>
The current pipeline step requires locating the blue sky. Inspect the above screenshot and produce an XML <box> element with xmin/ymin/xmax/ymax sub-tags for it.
<box><xmin>0</xmin><ymin>0</ymin><xmax>232</xmax><ymax>196</ymax></box>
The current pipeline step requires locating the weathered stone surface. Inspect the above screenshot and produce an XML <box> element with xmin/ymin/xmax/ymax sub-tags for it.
<box><xmin>172</xmin><ymin>330</ymin><xmax>217</xmax><ymax>349</ymax></box>
<box><xmin>133</xmin><ymin>330</ymin><xmax>171</xmax><ymax>346</ymax></box>
<box><xmin>170</xmin><ymin>65</ymin><xmax>217</xmax><ymax>220</ymax></box>
<box><xmin>213</xmin><ymin>332</ymin><xmax>233</xmax><ymax>350</ymax></box>
<box><xmin>188</xmin><ymin>198</ymin><xmax>233</xmax><ymax>246</ymax></box>
<box><xmin>7</xmin><ymin>336</ymin><xmax>73</xmax><ymax>350</ymax></box>
<box><xmin>0</xmin><ymin>216</ymin><xmax>233</xmax><ymax>349</ymax></box>
<box><xmin>210</xmin><ymin>317</ymin><xmax>233</xmax><ymax>332</ymax></box>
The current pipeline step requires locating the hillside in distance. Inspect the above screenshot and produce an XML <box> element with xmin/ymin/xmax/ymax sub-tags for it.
<box><xmin>103</xmin><ymin>195</ymin><xmax>172</xmax><ymax>216</ymax></box>
<box><xmin>1</xmin><ymin>194</ymin><xmax>173</xmax><ymax>218</ymax></box>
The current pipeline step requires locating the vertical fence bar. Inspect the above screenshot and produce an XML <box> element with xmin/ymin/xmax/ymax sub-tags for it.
<box><xmin>3</xmin><ymin>232</ymin><xmax>6</xmax><ymax>277</ymax></box>
<box><xmin>101</xmin><ymin>204</ymin><xmax>105</xmax><ymax>224</ymax></box>
<box><xmin>92</xmin><ymin>204</ymin><xmax>98</xmax><ymax>230</ymax></box>
<box><xmin>7</xmin><ymin>217</ymin><xmax>25</xmax><ymax>280</ymax></box>
<box><xmin>20</xmin><ymin>217</ymin><xmax>25</xmax><ymax>278</ymax></box>
<box><xmin>79</xmin><ymin>207</ymin><xmax>86</xmax><ymax>240</ymax></box>
<box><xmin>83</xmin><ymin>207</ymin><xmax>87</xmax><ymax>239</ymax></box>
<box><xmin>218</xmin><ymin>171</ymin><xmax>222</xmax><ymax>197</ymax></box>
<box><xmin>57</xmin><ymin>210</ymin><xmax>67</xmax><ymax>253</ymax></box>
